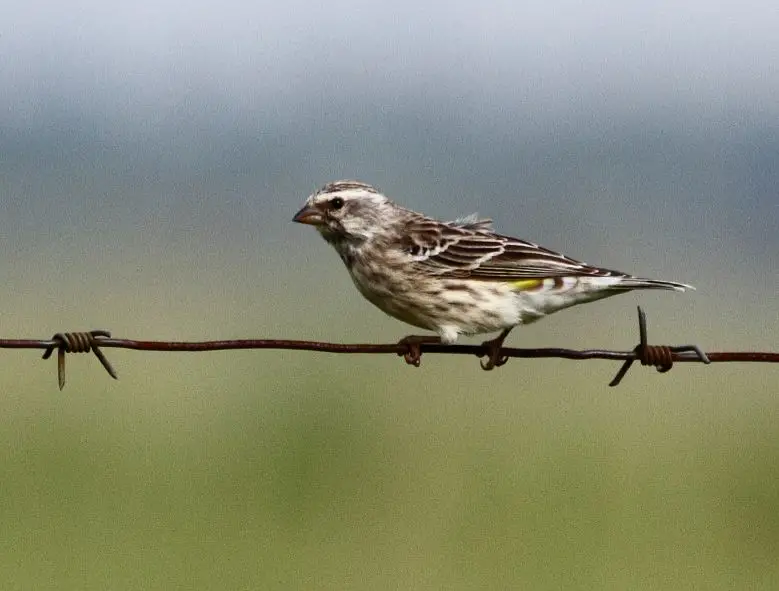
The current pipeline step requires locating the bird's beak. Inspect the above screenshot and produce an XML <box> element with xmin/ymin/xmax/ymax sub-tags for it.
<box><xmin>292</xmin><ymin>205</ymin><xmax>325</xmax><ymax>226</ymax></box>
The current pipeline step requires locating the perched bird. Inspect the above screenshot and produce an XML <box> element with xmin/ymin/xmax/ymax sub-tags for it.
<box><xmin>293</xmin><ymin>180</ymin><xmax>691</xmax><ymax>369</ymax></box>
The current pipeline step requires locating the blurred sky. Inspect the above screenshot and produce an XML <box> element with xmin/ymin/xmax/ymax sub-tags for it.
<box><xmin>3</xmin><ymin>0</ymin><xmax>779</xmax><ymax>124</ymax></box>
<box><xmin>0</xmin><ymin>2</ymin><xmax>778</xmax><ymax>588</ymax></box>
<box><xmin>1</xmin><ymin>0</ymin><xmax>776</xmax><ymax>343</ymax></box>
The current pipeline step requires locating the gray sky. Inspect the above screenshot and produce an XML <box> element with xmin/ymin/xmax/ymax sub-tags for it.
<box><xmin>2</xmin><ymin>1</ymin><xmax>779</xmax><ymax>131</ymax></box>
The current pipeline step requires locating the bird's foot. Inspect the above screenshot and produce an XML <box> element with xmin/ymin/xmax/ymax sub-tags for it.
<box><xmin>479</xmin><ymin>329</ymin><xmax>512</xmax><ymax>371</ymax></box>
<box><xmin>397</xmin><ymin>335</ymin><xmax>441</xmax><ymax>367</ymax></box>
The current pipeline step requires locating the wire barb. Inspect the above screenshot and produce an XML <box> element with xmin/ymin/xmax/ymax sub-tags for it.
<box><xmin>41</xmin><ymin>331</ymin><xmax>118</xmax><ymax>390</ymax></box>
<box><xmin>608</xmin><ymin>307</ymin><xmax>712</xmax><ymax>387</ymax></box>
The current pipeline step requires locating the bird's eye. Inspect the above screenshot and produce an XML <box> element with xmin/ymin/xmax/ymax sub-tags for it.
<box><xmin>330</xmin><ymin>197</ymin><xmax>344</xmax><ymax>210</ymax></box>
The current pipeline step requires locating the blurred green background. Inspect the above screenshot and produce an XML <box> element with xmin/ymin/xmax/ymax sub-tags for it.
<box><xmin>1</xmin><ymin>1</ymin><xmax>777</xmax><ymax>589</ymax></box>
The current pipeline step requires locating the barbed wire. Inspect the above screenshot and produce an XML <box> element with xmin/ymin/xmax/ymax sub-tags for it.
<box><xmin>1</xmin><ymin>308</ymin><xmax>776</xmax><ymax>390</ymax></box>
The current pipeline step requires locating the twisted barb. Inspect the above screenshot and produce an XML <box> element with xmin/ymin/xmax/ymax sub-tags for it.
<box><xmin>42</xmin><ymin>331</ymin><xmax>118</xmax><ymax>390</ymax></box>
<box><xmin>608</xmin><ymin>307</ymin><xmax>711</xmax><ymax>387</ymax></box>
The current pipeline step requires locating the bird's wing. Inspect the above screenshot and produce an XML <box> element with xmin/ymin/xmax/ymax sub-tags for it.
<box><xmin>448</xmin><ymin>213</ymin><xmax>493</xmax><ymax>231</ymax></box>
<box><xmin>399</xmin><ymin>218</ymin><xmax>624</xmax><ymax>280</ymax></box>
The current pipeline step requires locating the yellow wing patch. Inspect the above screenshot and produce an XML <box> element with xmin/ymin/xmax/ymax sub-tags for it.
<box><xmin>510</xmin><ymin>279</ymin><xmax>544</xmax><ymax>291</ymax></box>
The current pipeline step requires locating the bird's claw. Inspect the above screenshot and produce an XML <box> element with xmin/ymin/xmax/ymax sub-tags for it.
<box><xmin>480</xmin><ymin>355</ymin><xmax>509</xmax><ymax>371</ymax></box>
<box><xmin>397</xmin><ymin>333</ymin><xmax>511</xmax><ymax>370</ymax></box>
<box><xmin>480</xmin><ymin>347</ymin><xmax>509</xmax><ymax>371</ymax></box>
<box><xmin>479</xmin><ymin>332</ymin><xmax>510</xmax><ymax>370</ymax></box>
<box><xmin>397</xmin><ymin>335</ymin><xmax>433</xmax><ymax>367</ymax></box>
<box><xmin>402</xmin><ymin>343</ymin><xmax>423</xmax><ymax>367</ymax></box>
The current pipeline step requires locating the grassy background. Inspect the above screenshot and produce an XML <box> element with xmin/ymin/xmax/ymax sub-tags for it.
<box><xmin>0</xmin><ymin>275</ymin><xmax>776</xmax><ymax>589</ymax></box>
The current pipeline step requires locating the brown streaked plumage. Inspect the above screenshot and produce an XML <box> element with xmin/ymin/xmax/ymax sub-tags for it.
<box><xmin>293</xmin><ymin>180</ymin><xmax>692</xmax><ymax>360</ymax></box>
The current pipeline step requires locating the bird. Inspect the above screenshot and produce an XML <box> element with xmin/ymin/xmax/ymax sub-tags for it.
<box><xmin>292</xmin><ymin>180</ymin><xmax>692</xmax><ymax>369</ymax></box>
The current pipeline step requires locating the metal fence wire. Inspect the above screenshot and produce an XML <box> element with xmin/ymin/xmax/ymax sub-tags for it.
<box><xmin>1</xmin><ymin>307</ymin><xmax>776</xmax><ymax>390</ymax></box>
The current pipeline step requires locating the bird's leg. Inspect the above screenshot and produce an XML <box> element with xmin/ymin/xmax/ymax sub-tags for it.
<box><xmin>397</xmin><ymin>335</ymin><xmax>441</xmax><ymax>367</ymax></box>
<box><xmin>480</xmin><ymin>328</ymin><xmax>512</xmax><ymax>370</ymax></box>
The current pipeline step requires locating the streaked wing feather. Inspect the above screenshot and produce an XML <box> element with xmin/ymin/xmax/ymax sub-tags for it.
<box><xmin>400</xmin><ymin>219</ymin><xmax>624</xmax><ymax>280</ymax></box>
<box><xmin>449</xmin><ymin>213</ymin><xmax>494</xmax><ymax>231</ymax></box>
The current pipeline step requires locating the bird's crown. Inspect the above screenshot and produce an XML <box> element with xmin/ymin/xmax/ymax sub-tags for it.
<box><xmin>315</xmin><ymin>180</ymin><xmax>380</xmax><ymax>197</ymax></box>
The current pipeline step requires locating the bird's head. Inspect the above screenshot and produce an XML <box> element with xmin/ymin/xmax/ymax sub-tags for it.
<box><xmin>292</xmin><ymin>180</ymin><xmax>396</xmax><ymax>245</ymax></box>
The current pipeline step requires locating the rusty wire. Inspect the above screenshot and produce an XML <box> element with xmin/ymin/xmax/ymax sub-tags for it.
<box><xmin>0</xmin><ymin>307</ymin><xmax>776</xmax><ymax>390</ymax></box>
